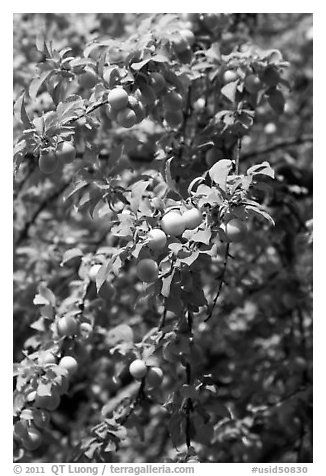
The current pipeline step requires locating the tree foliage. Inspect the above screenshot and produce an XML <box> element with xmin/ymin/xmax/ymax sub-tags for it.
<box><xmin>13</xmin><ymin>13</ymin><xmax>312</xmax><ymax>463</ymax></box>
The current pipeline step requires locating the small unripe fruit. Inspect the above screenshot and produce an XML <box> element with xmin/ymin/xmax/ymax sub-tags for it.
<box><xmin>80</xmin><ymin>322</ymin><xmax>93</xmax><ymax>338</ymax></box>
<box><xmin>107</xmin><ymin>88</ymin><xmax>129</xmax><ymax>110</ymax></box>
<box><xmin>163</xmin><ymin>91</ymin><xmax>184</xmax><ymax>112</ymax></box>
<box><xmin>244</xmin><ymin>74</ymin><xmax>263</xmax><ymax>94</ymax></box>
<box><xmin>137</xmin><ymin>84</ymin><xmax>156</xmax><ymax>106</ymax></box>
<box><xmin>57</xmin><ymin>315</ymin><xmax>78</xmax><ymax>337</ymax></box>
<box><xmin>21</xmin><ymin>426</ymin><xmax>42</xmax><ymax>451</ymax></box>
<box><xmin>128</xmin><ymin>96</ymin><xmax>146</xmax><ymax>123</ymax></box>
<box><xmin>56</xmin><ymin>141</ymin><xmax>76</xmax><ymax>163</ymax></box>
<box><xmin>182</xmin><ymin>208</ymin><xmax>203</xmax><ymax>230</ymax></box>
<box><xmin>172</xmin><ymin>34</ymin><xmax>189</xmax><ymax>53</ymax></box>
<box><xmin>205</xmin><ymin>148</ymin><xmax>225</xmax><ymax>167</ymax></box>
<box><xmin>224</xmin><ymin>219</ymin><xmax>247</xmax><ymax>243</ymax></box>
<box><xmin>38</xmin><ymin>352</ymin><xmax>56</xmax><ymax>365</ymax></box>
<box><xmin>161</xmin><ymin>211</ymin><xmax>186</xmax><ymax>236</ymax></box>
<box><xmin>59</xmin><ymin>355</ymin><xmax>78</xmax><ymax>375</ymax></box>
<box><xmin>35</xmin><ymin>389</ymin><xmax>60</xmax><ymax>411</ymax></box>
<box><xmin>165</xmin><ymin>110</ymin><xmax>183</xmax><ymax>129</ymax></box>
<box><xmin>177</xmin><ymin>47</ymin><xmax>193</xmax><ymax>64</ymax></box>
<box><xmin>13</xmin><ymin>421</ymin><xmax>28</xmax><ymax>441</ymax></box>
<box><xmin>222</xmin><ymin>70</ymin><xmax>238</xmax><ymax>84</ymax></box>
<box><xmin>136</xmin><ymin>259</ymin><xmax>159</xmax><ymax>283</ymax></box>
<box><xmin>78</xmin><ymin>69</ymin><xmax>97</xmax><ymax>89</ymax></box>
<box><xmin>146</xmin><ymin>366</ymin><xmax>163</xmax><ymax>388</ymax></box>
<box><xmin>180</xmin><ymin>29</ymin><xmax>195</xmax><ymax>46</ymax></box>
<box><xmin>147</xmin><ymin>228</ymin><xmax>167</xmax><ymax>251</ymax></box>
<box><xmin>149</xmin><ymin>72</ymin><xmax>166</xmax><ymax>93</ymax></box>
<box><xmin>39</xmin><ymin>148</ymin><xmax>58</xmax><ymax>174</ymax></box>
<box><xmin>116</xmin><ymin>108</ymin><xmax>137</xmax><ymax>128</ymax></box>
<box><xmin>129</xmin><ymin>359</ymin><xmax>147</xmax><ymax>380</ymax></box>
<box><xmin>89</xmin><ymin>264</ymin><xmax>101</xmax><ymax>282</ymax></box>
<box><xmin>33</xmin><ymin>409</ymin><xmax>50</xmax><ymax>430</ymax></box>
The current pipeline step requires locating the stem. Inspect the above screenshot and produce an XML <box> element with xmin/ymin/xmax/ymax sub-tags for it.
<box><xmin>235</xmin><ymin>137</ymin><xmax>241</xmax><ymax>175</ymax></box>
<box><xmin>205</xmin><ymin>242</ymin><xmax>230</xmax><ymax>322</ymax></box>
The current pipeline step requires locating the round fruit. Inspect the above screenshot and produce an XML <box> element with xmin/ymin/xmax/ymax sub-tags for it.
<box><xmin>161</xmin><ymin>211</ymin><xmax>186</xmax><ymax>236</ymax></box>
<box><xmin>107</xmin><ymin>88</ymin><xmax>129</xmax><ymax>110</ymax></box>
<box><xmin>180</xmin><ymin>29</ymin><xmax>195</xmax><ymax>46</ymax></box>
<box><xmin>224</xmin><ymin>218</ymin><xmax>247</xmax><ymax>243</ymax></box>
<box><xmin>262</xmin><ymin>65</ymin><xmax>280</xmax><ymax>86</ymax></box>
<box><xmin>80</xmin><ymin>322</ymin><xmax>93</xmax><ymax>338</ymax></box>
<box><xmin>128</xmin><ymin>96</ymin><xmax>146</xmax><ymax>123</ymax></box>
<box><xmin>264</xmin><ymin>122</ymin><xmax>277</xmax><ymax>135</ymax></box>
<box><xmin>56</xmin><ymin>141</ymin><xmax>76</xmax><ymax>163</ymax></box>
<box><xmin>222</xmin><ymin>70</ymin><xmax>238</xmax><ymax>84</ymax></box>
<box><xmin>182</xmin><ymin>208</ymin><xmax>203</xmax><ymax>230</ymax></box>
<box><xmin>202</xmin><ymin>13</ymin><xmax>219</xmax><ymax>30</ymax></box>
<box><xmin>149</xmin><ymin>72</ymin><xmax>166</xmax><ymax>93</ymax></box>
<box><xmin>35</xmin><ymin>389</ymin><xmax>60</xmax><ymax>411</ymax></box>
<box><xmin>177</xmin><ymin>47</ymin><xmax>193</xmax><ymax>64</ymax></box>
<box><xmin>147</xmin><ymin>228</ymin><xmax>167</xmax><ymax>251</ymax></box>
<box><xmin>205</xmin><ymin>148</ymin><xmax>225</xmax><ymax>167</ymax></box>
<box><xmin>33</xmin><ymin>409</ymin><xmax>50</xmax><ymax>430</ymax></box>
<box><xmin>136</xmin><ymin>259</ymin><xmax>159</xmax><ymax>283</ymax></box>
<box><xmin>38</xmin><ymin>352</ymin><xmax>56</xmax><ymax>365</ymax></box>
<box><xmin>78</xmin><ymin>69</ymin><xmax>97</xmax><ymax>89</ymax></box>
<box><xmin>129</xmin><ymin>359</ymin><xmax>147</xmax><ymax>380</ymax></box>
<box><xmin>244</xmin><ymin>74</ymin><xmax>263</xmax><ymax>94</ymax></box>
<box><xmin>163</xmin><ymin>91</ymin><xmax>184</xmax><ymax>112</ymax></box>
<box><xmin>39</xmin><ymin>148</ymin><xmax>58</xmax><ymax>174</ymax></box>
<box><xmin>172</xmin><ymin>34</ymin><xmax>189</xmax><ymax>53</ymax></box>
<box><xmin>21</xmin><ymin>426</ymin><xmax>42</xmax><ymax>451</ymax></box>
<box><xmin>146</xmin><ymin>366</ymin><xmax>163</xmax><ymax>388</ymax></box>
<box><xmin>54</xmin><ymin>374</ymin><xmax>69</xmax><ymax>395</ymax></box>
<box><xmin>116</xmin><ymin>108</ymin><xmax>137</xmax><ymax>128</ymax></box>
<box><xmin>89</xmin><ymin>264</ymin><xmax>101</xmax><ymax>282</ymax></box>
<box><xmin>165</xmin><ymin>110</ymin><xmax>183</xmax><ymax>129</ymax></box>
<box><xmin>137</xmin><ymin>84</ymin><xmax>156</xmax><ymax>106</ymax></box>
<box><xmin>57</xmin><ymin>315</ymin><xmax>78</xmax><ymax>337</ymax></box>
<box><xmin>59</xmin><ymin>356</ymin><xmax>78</xmax><ymax>375</ymax></box>
<box><xmin>13</xmin><ymin>421</ymin><xmax>28</xmax><ymax>441</ymax></box>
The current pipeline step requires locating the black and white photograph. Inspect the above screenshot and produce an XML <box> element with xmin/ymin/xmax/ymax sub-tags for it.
<box><xmin>13</xmin><ymin>12</ymin><xmax>313</xmax><ymax>466</ymax></box>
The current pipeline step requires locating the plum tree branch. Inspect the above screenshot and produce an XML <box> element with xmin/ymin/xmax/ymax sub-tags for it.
<box><xmin>241</xmin><ymin>134</ymin><xmax>312</xmax><ymax>161</ymax></box>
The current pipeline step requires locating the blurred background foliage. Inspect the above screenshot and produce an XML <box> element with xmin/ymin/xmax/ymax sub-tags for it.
<box><xmin>13</xmin><ymin>13</ymin><xmax>312</xmax><ymax>463</ymax></box>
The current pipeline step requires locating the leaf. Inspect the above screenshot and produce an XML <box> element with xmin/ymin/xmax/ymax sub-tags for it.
<box><xmin>268</xmin><ymin>89</ymin><xmax>285</xmax><ymax>114</ymax></box>
<box><xmin>186</xmin><ymin>229</ymin><xmax>212</xmax><ymax>245</ymax></box>
<box><xmin>106</xmin><ymin>324</ymin><xmax>134</xmax><ymax>347</ymax></box>
<box><xmin>96</xmin><ymin>260</ymin><xmax>112</xmax><ymax>292</ymax></box>
<box><xmin>247</xmin><ymin>161</ymin><xmax>275</xmax><ymax>178</ymax></box>
<box><xmin>29</xmin><ymin>70</ymin><xmax>54</xmax><ymax>99</ymax></box>
<box><xmin>178</xmin><ymin>250</ymin><xmax>200</xmax><ymax>267</ymax></box>
<box><xmin>14</xmin><ymin>92</ymin><xmax>33</xmax><ymax>128</ymax></box>
<box><xmin>208</xmin><ymin>159</ymin><xmax>233</xmax><ymax>190</ymax></box>
<box><xmin>56</xmin><ymin>96</ymin><xmax>84</xmax><ymax>124</ymax></box>
<box><xmin>161</xmin><ymin>272</ymin><xmax>174</xmax><ymax>298</ymax></box>
<box><xmin>164</xmin><ymin>157</ymin><xmax>181</xmax><ymax>196</ymax></box>
<box><xmin>245</xmin><ymin>204</ymin><xmax>275</xmax><ymax>225</ymax></box>
<box><xmin>63</xmin><ymin>180</ymin><xmax>88</xmax><ymax>202</ymax></box>
<box><xmin>131</xmin><ymin>58</ymin><xmax>151</xmax><ymax>71</ymax></box>
<box><xmin>34</xmin><ymin>284</ymin><xmax>56</xmax><ymax>307</ymax></box>
<box><xmin>37</xmin><ymin>382</ymin><xmax>52</xmax><ymax>397</ymax></box>
<box><xmin>30</xmin><ymin>317</ymin><xmax>47</xmax><ymax>332</ymax></box>
<box><xmin>62</xmin><ymin>248</ymin><xmax>83</xmax><ymax>265</ymax></box>
<box><xmin>221</xmin><ymin>81</ymin><xmax>238</xmax><ymax>102</ymax></box>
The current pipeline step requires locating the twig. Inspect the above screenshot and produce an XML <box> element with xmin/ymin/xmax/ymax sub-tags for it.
<box><xmin>205</xmin><ymin>243</ymin><xmax>230</xmax><ymax>322</ymax></box>
<box><xmin>15</xmin><ymin>181</ymin><xmax>70</xmax><ymax>247</ymax></box>
<box><xmin>241</xmin><ymin>134</ymin><xmax>312</xmax><ymax>161</ymax></box>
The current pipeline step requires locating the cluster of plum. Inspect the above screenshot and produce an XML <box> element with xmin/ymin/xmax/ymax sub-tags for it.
<box><xmin>129</xmin><ymin>359</ymin><xmax>163</xmax><ymax>389</ymax></box>
<box><xmin>135</xmin><ymin>207</ymin><xmax>247</xmax><ymax>284</ymax></box>
<box><xmin>13</xmin><ymin>352</ymin><xmax>78</xmax><ymax>451</ymax></box>
<box><xmin>14</xmin><ymin>314</ymin><xmax>93</xmax><ymax>452</ymax></box>
<box><xmin>38</xmin><ymin>140</ymin><xmax>76</xmax><ymax>174</ymax></box>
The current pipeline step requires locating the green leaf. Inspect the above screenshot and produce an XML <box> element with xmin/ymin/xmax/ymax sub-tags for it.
<box><xmin>14</xmin><ymin>92</ymin><xmax>33</xmax><ymax>129</ymax></box>
<box><xmin>268</xmin><ymin>89</ymin><xmax>285</xmax><ymax>114</ymax></box>
<box><xmin>29</xmin><ymin>70</ymin><xmax>54</xmax><ymax>99</ymax></box>
<box><xmin>208</xmin><ymin>159</ymin><xmax>233</xmax><ymax>190</ymax></box>
<box><xmin>62</xmin><ymin>248</ymin><xmax>83</xmax><ymax>265</ymax></box>
<box><xmin>221</xmin><ymin>81</ymin><xmax>238</xmax><ymax>102</ymax></box>
<box><xmin>247</xmin><ymin>161</ymin><xmax>275</xmax><ymax>178</ymax></box>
